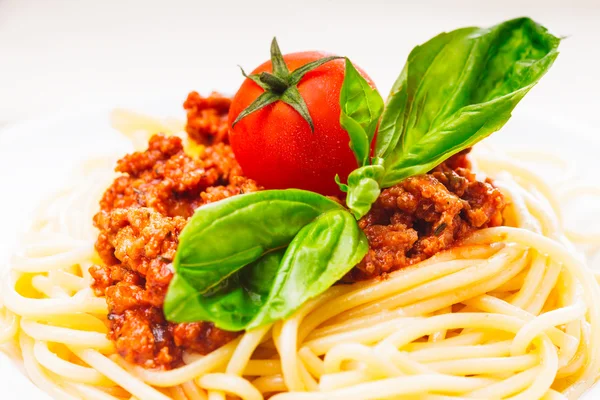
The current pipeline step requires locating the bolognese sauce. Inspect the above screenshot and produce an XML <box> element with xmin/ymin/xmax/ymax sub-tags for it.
<box><xmin>347</xmin><ymin>150</ymin><xmax>506</xmax><ymax>282</ymax></box>
<box><xmin>90</xmin><ymin>93</ymin><xmax>506</xmax><ymax>370</ymax></box>
<box><xmin>184</xmin><ymin>91</ymin><xmax>231</xmax><ymax>145</ymax></box>
<box><xmin>90</xmin><ymin>94</ymin><xmax>260</xmax><ymax>368</ymax></box>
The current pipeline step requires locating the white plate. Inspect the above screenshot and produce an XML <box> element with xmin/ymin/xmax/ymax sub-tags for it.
<box><xmin>0</xmin><ymin>100</ymin><xmax>599</xmax><ymax>399</ymax></box>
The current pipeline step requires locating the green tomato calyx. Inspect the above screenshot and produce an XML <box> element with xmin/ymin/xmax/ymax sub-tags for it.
<box><xmin>233</xmin><ymin>37</ymin><xmax>342</xmax><ymax>132</ymax></box>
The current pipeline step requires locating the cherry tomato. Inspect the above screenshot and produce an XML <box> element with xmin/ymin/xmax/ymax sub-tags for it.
<box><xmin>228</xmin><ymin>52</ymin><xmax>375</xmax><ymax>195</ymax></box>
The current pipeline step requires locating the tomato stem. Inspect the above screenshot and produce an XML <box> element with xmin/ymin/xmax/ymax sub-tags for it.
<box><xmin>259</xmin><ymin>72</ymin><xmax>289</xmax><ymax>94</ymax></box>
<box><xmin>234</xmin><ymin>37</ymin><xmax>342</xmax><ymax>132</ymax></box>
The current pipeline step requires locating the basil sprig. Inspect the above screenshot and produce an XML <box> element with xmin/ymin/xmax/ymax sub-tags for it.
<box><xmin>165</xmin><ymin>17</ymin><xmax>560</xmax><ymax>330</ymax></box>
<box><xmin>337</xmin><ymin>17</ymin><xmax>560</xmax><ymax>218</ymax></box>
<box><xmin>164</xmin><ymin>190</ymin><xmax>368</xmax><ymax>330</ymax></box>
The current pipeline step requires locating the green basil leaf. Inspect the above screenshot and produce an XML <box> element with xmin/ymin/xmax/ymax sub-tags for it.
<box><xmin>247</xmin><ymin>209</ymin><xmax>368</xmax><ymax>329</ymax></box>
<box><xmin>174</xmin><ymin>189</ymin><xmax>343</xmax><ymax>293</ymax></box>
<box><xmin>340</xmin><ymin>58</ymin><xmax>384</xmax><ymax>166</ymax></box>
<box><xmin>164</xmin><ymin>249</ymin><xmax>285</xmax><ymax>330</ymax></box>
<box><xmin>376</xmin><ymin>17</ymin><xmax>560</xmax><ymax>187</ymax></box>
<box><xmin>344</xmin><ymin>164</ymin><xmax>385</xmax><ymax>219</ymax></box>
<box><xmin>166</xmin><ymin>209</ymin><xmax>367</xmax><ymax>330</ymax></box>
<box><xmin>340</xmin><ymin>113</ymin><xmax>370</xmax><ymax>167</ymax></box>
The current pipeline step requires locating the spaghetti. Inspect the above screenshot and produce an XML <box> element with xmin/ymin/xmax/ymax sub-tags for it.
<box><xmin>1</xmin><ymin>113</ymin><xmax>600</xmax><ymax>400</ymax></box>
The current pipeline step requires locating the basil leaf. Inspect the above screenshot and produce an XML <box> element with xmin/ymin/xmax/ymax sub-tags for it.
<box><xmin>164</xmin><ymin>249</ymin><xmax>285</xmax><ymax>330</ymax></box>
<box><xmin>376</xmin><ymin>17</ymin><xmax>560</xmax><ymax>187</ymax></box>
<box><xmin>165</xmin><ymin>209</ymin><xmax>367</xmax><ymax>331</ymax></box>
<box><xmin>344</xmin><ymin>163</ymin><xmax>385</xmax><ymax>219</ymax></box>
<box><xmin>174</xmin><ymin>190</ymin><xmax>343</xmax><ymax>293</ymax></box>
<box><xmin>247</xmin><ymin>209</ymin><xmax>368</xmax><ymax>329</ymax></box>
<box><xmin>340</xmin><ymin>58</ymin><xmax>384</xmax><ymax>167</ymax></box>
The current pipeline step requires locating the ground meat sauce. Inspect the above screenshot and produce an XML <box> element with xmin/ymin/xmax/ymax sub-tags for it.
<box><xmin>90</xmin><ymin>93</ymin><xmax>260</xmax><ymax>369</ymax></box>
<box><xmin>346</xmin><ymin>150</ymin><xmax>506</xmax><ymax>281</ymax></box>
<box><xmin>184</xmin><ymin>91</ymin><xmax>231</xmax><ymax>145</ymax></box>
<box><xmin>90</xmin><ymin>93</ymin><xmax>506</xmax><ymax>370</ymax></box>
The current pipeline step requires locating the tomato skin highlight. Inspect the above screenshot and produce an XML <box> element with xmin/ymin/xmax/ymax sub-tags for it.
<box><xmin>228</xmin><ymin>52</ymin><xmax>375</xmax><ymax>196</ymax></box>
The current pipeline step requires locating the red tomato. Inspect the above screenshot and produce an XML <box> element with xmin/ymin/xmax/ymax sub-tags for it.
<box><xmin>228</xmin><ymin>52</ymin><xmax>375</xmax><ymax>195</ymax></box>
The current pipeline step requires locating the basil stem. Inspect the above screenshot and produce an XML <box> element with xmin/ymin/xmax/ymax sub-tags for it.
<box><xmin>337</xmin><ymin>161</ymin><xmax>385</xmax><ymax>219</ymax></box>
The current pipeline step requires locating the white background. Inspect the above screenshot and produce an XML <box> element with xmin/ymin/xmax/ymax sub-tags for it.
<box><xmin>0</xmin><ymin>1</ymin><xmax>600</xmax><ymax>399</ymax></box>
<box><xmin>0</xmin><ymin>0</ymin><xmax>599</xmax><ymax>128</ymax></box>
